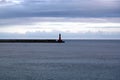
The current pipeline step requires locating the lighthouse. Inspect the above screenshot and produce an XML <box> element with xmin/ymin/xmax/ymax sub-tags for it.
<box><xmin>57</xmin><ymin>34</ymin><xmax>64</xmax><ymax>43</ymax></box>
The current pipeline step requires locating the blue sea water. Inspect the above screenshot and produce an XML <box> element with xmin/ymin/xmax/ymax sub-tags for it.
<box><xmin>0</xmin><ymin>40</ymin><xmax>120</xmax><ymax>80</ymax></box>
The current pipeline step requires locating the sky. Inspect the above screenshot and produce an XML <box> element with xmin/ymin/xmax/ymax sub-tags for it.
<box><xmin>0</xmin><ymin>0</ymin><xmax>120</xmax><ymax>39</ymax></box>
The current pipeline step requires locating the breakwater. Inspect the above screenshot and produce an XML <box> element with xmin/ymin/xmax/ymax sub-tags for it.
<box><xmin>0</xmin><ymin>39</ymin><xmax>64</xmax><ymax>43</ymax></box>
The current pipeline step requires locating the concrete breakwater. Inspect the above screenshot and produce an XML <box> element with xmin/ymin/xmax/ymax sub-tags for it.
<box><xmin>0</xmin><ymin>34</ymin><xmax>65</xmax><ymax>43</ymax></box>
<box><xmin>0</xmin><ymin>39</ymin><xmax>64</xmax><ymax>43</ymax></box>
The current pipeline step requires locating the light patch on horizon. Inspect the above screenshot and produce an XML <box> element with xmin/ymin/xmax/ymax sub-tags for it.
<box><xmin>0</xmin><ymin>22</ymin><xmax>120</xmax><ymax>34</ymax></box>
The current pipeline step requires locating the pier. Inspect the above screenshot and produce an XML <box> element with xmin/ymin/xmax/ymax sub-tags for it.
<box><xmin>0</xmin><ymin>34</ymin><xmax>64</xmax><ymax>43</ymax></box>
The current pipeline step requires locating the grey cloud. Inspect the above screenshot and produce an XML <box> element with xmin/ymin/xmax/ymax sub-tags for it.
<box><xmin>0</xmin><ymin>17</ymin><xmax>120</xmax><ymax>27</ymax></box>
<box><xmin>0</xmin><ymin>0</ymin><xmax>120</xmax><ymax>19</ymax></box>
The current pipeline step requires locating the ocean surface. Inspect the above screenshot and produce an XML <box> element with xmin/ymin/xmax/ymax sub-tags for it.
<box><xmin>0</xmin><ymin>40</ymin><xmax>120</xmax><ymax>80</ymax></box>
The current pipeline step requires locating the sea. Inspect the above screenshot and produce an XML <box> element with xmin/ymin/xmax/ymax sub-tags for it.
<box><xmin>0</xmin><ymin>40</ymin><xmax>120</xmax><ymax>80</ymax></box>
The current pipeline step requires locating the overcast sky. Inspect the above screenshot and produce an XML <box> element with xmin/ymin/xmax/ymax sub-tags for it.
<box><xmin>0</xmin><ymin>0</ymin><xmax>120</xmax><ymax>39</ymax></box>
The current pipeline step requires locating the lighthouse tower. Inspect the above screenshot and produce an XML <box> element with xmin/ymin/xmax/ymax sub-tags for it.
<box><xmin>58</xmin><ymin>34</ymin><xmax>63</xmax><ymax>42</ymax></box>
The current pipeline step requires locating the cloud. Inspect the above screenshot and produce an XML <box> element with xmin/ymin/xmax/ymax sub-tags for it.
<box><xmin>0</xmin><ymin>18</ymin><xmax>120</xmax><ymax>34</ymax></box>
<box><xmin>0</xmin><ymin>17</ymin><xmax>120</xmax><ymax>26</ymax></box>
<box><xmin>0</xmin><ymin>0</ymin><xmax>23</xmax><ymax>6</ymax></box>
<box><xmin>0</xmin><ymin>0</ymin><xmax>120</xmax><ymax>19</ymax></box>
<box><xmin>0</xmin><ymin>0</ymin><xmax>120</xmax><ymax>39</ymax></box>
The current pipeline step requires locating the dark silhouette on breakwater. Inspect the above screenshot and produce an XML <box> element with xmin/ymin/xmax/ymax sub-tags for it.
<box><xmin>0</xmin><ymin>34</ymin><xmax>64</xmax><ymax>43</ymax></box>
<box><xmin>58</xmin><ymin>34</ymin><xmax>64</xmax><ymax>42</ymax></box>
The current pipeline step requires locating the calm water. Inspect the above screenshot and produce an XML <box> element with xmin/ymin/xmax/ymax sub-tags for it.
<box><xmin>0</xmin><ymin>40</ymin><xmax>120</xmax><ymax>80</ymax></box>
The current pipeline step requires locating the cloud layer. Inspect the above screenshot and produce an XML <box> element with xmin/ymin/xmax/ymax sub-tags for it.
<box><xmin>0</xmin><ymin>17</ymin><xmax>120</xmax><ymax>39</ymax></box>
<box><xmin>0</xmin><ymin>0</ymin><xmax>120</xmax><ymax>18</ymax></box>
<box><xmin>0</xmin><ymin>0</ymin><xmax>120</xmax><ymax>39</ymax></box>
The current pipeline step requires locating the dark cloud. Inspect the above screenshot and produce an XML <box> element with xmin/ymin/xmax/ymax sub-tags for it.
<box><xmin>0</xmin><ymin>0</ymin><xmax>120</xmax><ymax>19</ymax></box>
